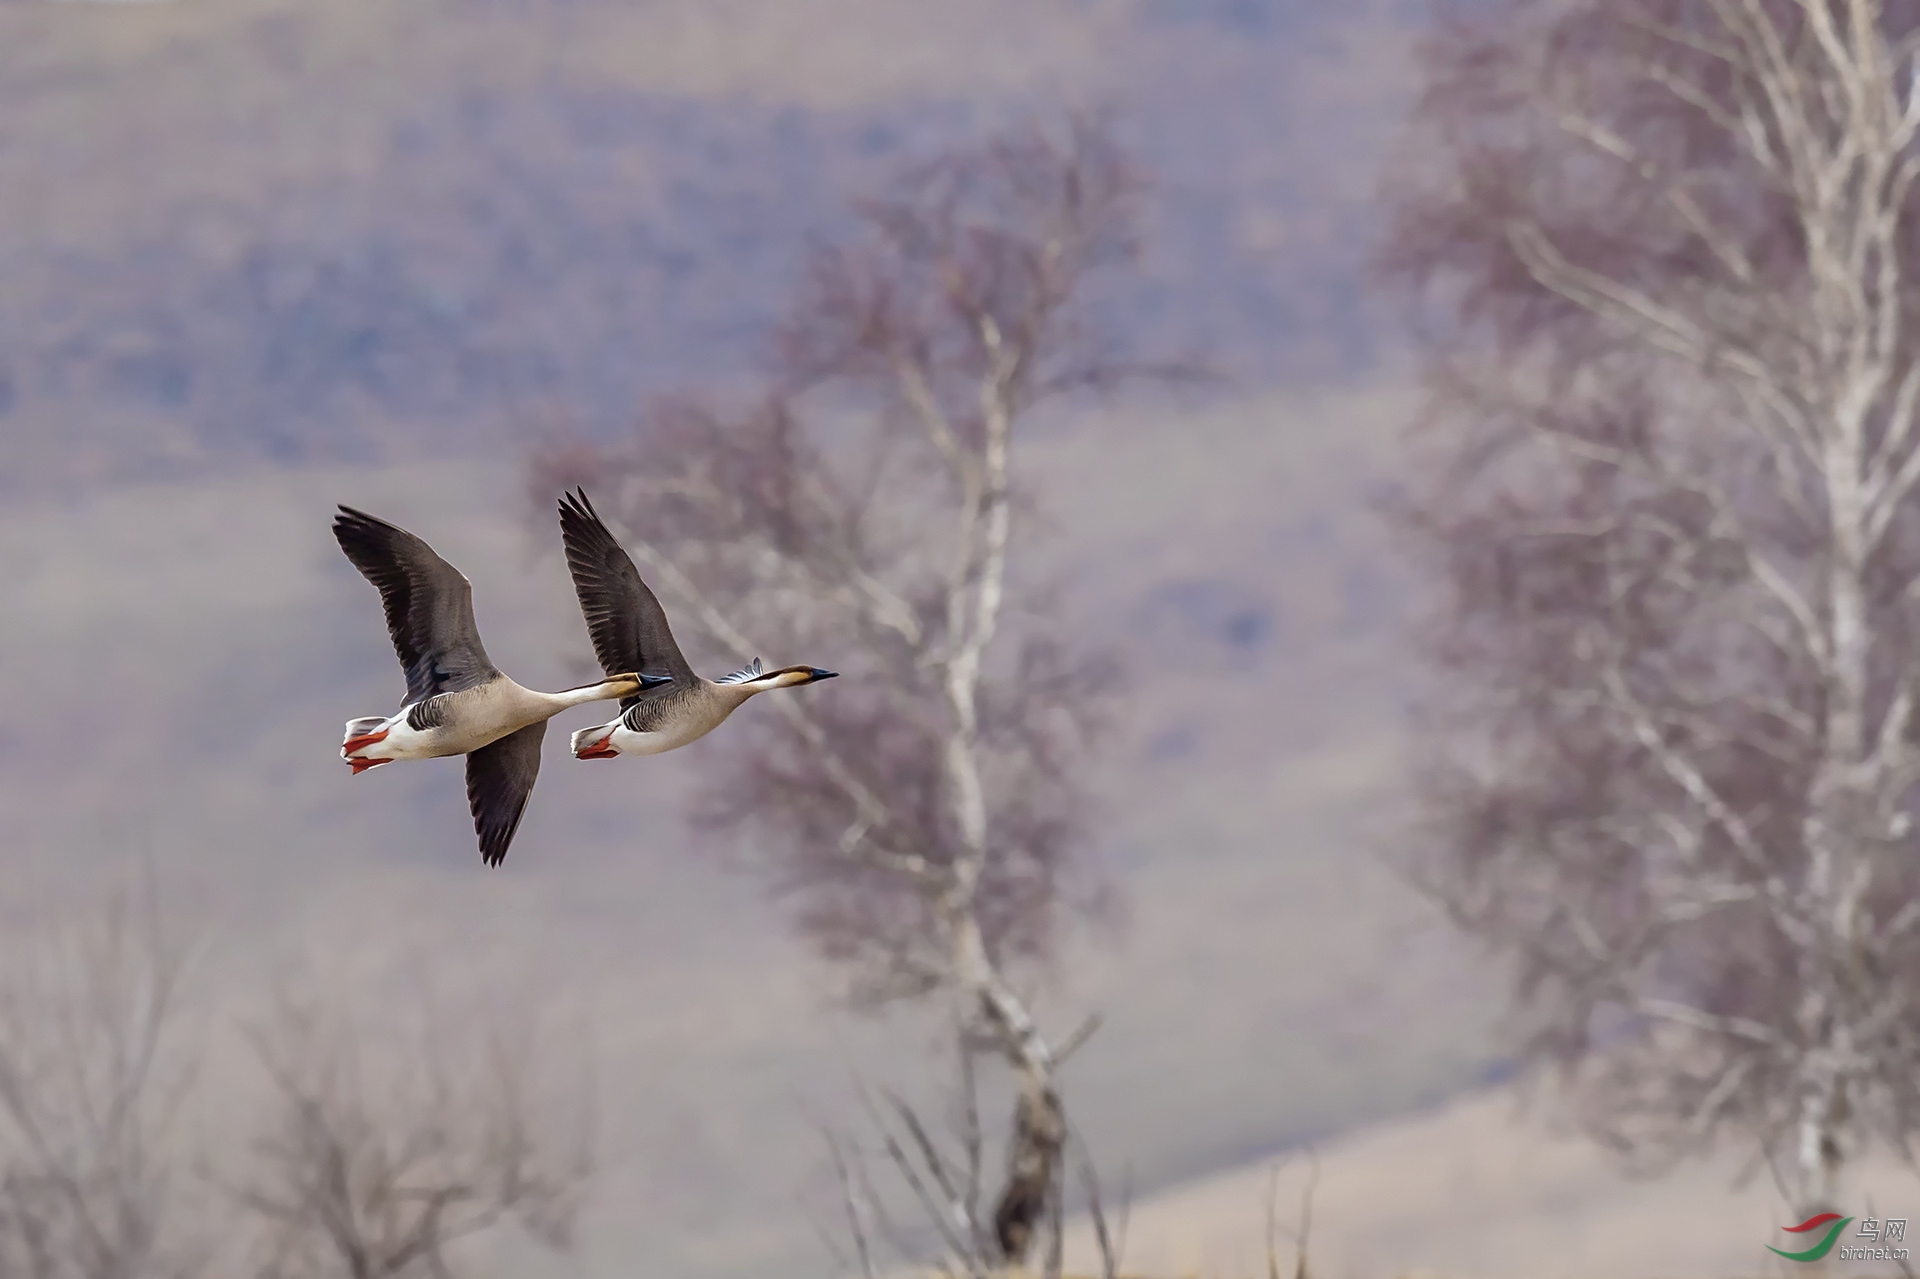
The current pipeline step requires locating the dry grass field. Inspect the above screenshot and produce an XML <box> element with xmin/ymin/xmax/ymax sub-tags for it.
<box><xmin>1061</xmin><ymin>1085</ymin><xmax>1920</xmax><ymax>1279</ymax></box>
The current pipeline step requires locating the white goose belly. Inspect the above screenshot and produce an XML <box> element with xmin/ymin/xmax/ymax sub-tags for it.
<box><xmin>572</xmin><ymin>685</ymin><xmax>747</xmax><ymax>759</ymax></box>
<box><xmin>342</xmin><ymin>699</ymin><xmax>523</xmax><ymax>762</ymax></box>
<box><xmin>605</xmin><ymin>715</ymin><xmax>727</xmax><ymax>757</ymax></box>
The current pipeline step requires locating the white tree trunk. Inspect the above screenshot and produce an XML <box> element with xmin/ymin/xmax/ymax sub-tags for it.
<box><xmin>1419</xmin><ymin>0</ymin><xmax>1920</xmax><ymax>1202</ymax></box>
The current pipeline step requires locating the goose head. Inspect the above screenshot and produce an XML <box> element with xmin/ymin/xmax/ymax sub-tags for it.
<box><xmin>715</xmin><ymin>658</ymin><xmax>838</xmax><ymax>693</ymax></box>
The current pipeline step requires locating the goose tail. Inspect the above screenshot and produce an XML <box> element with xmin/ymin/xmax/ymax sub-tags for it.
<box><xmin>342</xmin><ymin>716</ymin><xmax>395</xmax><ymax>772</ymax></box>
<box><xmin>570</xmin><ymin>721</ymin><xmax>620</xmax><ymax>760</ymax></box>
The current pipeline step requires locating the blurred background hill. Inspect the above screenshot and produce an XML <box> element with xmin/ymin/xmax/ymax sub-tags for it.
<box><xmin>0</xmin><ymin>0</ymin><xmax>1406</xmax><ymax>485</ymax></box>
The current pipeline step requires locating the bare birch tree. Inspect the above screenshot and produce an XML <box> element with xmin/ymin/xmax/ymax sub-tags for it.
<box><xmin>1383</xmin><ymin>0</ymin><xmax>1920</xmax><ymax>1219</ymax></box>
<box><xmin>0</xmin><ymin>883</ymin><xmax>202</xmax><ymax>1279</ymax></box>
<box><xmin>534</xmin><ymin>115</ymin><xmax>1163</xmax><ymax>1265</ymax></box>
<box><xmin>818</xmin><ymin>1032</ymin><xmax>1129</xmax><ymax>1279</ymax></box>
<box><xmin>232</xmin><ymin>986</ymin><xmax>591</xmax><ymax>1279</ymax></box>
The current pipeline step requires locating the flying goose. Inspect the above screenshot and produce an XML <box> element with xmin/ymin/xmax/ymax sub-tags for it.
<box><xmin>555</xmin><ymin>488</ymin><xmax>837</xmax><ymax>761</ymax></box>
<box><xmin>331</xmin><ymin>505</ymin><xmax>670</xmax><ymax>866</ymax></box>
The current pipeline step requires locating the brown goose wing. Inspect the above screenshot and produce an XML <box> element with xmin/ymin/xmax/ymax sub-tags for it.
<box><xmin>332</xmin><ymin>506</ymin><xmax>500</xmax><ymax>705</ymax></box>
<box><xmin>465</xmin><ymin>720</ymin><xmax>546</xmax><ymax>868</ymax></box>
<box><xmin>558</xmin><ymin>488</ymin><xmax>698</xmax><ymax>695</ymax></box>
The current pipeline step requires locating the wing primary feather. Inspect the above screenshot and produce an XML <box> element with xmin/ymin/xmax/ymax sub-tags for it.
<box><xmin>557</xmin><ymin>488</ymin><xmax>697</xmax><ymax>683</ymax></box>
<box><xmin>466</xmin><ymin>721</ymin><xmax>546</xmax><ymax>868</ymax></box>
<box><xmin>332</xmin><ymin>505</ymin><xmax>499</xmax><ymax>704</ymax></box>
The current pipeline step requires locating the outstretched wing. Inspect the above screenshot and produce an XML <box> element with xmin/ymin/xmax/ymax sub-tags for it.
<box><xmin>557</xmin><ymin>488</ymin><xmax>697</xmax><ymax>696</ymax></box>
<box><xmin>332</xmin><ymin>506</ymin><xmax>499</xmax><ymax>705</ymax></box>
<box><xmin>465</xmin><ymin>720</ymin><xmax>546</xmax><ymax>868</ymax></box>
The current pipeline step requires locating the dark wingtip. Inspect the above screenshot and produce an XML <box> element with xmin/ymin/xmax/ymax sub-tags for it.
<box><xmin>333</xmin><ymin>505</ymin><xmax>401</xmax><ymax>542</ymax></box>
<box><xmin>572</xmin><ymin>486</ymin><xmax>599</xmax><ymax>517</ymax></box>
<box><xmin>558</xmin><ymin>486</ymin><xmax>613</xmax><ymax>544</ymax></box>
<box><xmin>331</xmin><ymin>508</ymin><xmax>369</xmax><ymax>548</ymax></box>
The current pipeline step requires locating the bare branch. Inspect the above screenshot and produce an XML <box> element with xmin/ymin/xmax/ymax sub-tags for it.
<box><xmin>231</xmin><ymin>981</ymin><xmax>592</xmax><ymax>1279</ymax></box>
<box><xmin>532</xmin><ymin>113</ymin><xmax>1161</xmax><ymax>1259</ymax></box>
<box><xmin>1383</xmin><ymin>0</ymin><xmax>1920</xmax><ymax>1218</ymax></box>
<box><xmin>0</xmin><ymin>876</ymin><xmax>203</xmax><ymax>1279</ymax></box>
